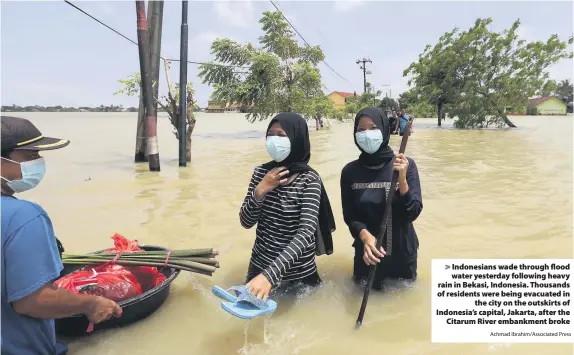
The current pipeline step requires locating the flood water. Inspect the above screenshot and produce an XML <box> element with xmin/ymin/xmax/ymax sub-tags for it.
<box><xmin>9</xmin><ymin>112</ymin><xmax>574</xmax><ymax>355</ymax></box>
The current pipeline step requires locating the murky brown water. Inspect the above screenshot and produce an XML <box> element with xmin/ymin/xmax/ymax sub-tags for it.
<box><xmin>8</xmin><ymin>112</ymin><xmax>573</xmax><ymax>355</ymax></box>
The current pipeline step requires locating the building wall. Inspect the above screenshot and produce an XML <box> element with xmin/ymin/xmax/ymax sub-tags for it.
<box><xmin>327</xmin><ymin>93</ymin><xmax>346</xmax><ymax>109</ymax></box>
<box><xmin>536</xmin><ymin>97</ymin><xmax>567</xmax><ymax>115</ymax></box>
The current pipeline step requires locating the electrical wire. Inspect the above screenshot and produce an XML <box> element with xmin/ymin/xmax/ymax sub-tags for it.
<box><xmin>63</xmin><ymin>0</ymin><xmax>247</xmax><ymax>69</ymax></box>
<box><xmin>269</xmin><ymin>0</ymin><xmax>351</xmax><ymax>85</ymax></box>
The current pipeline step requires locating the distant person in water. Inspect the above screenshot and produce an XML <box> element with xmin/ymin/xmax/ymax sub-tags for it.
<box><xmin>239</xmin><ymin>112</ymin><xmax>336</xmax><ymax>300</ymax></box>
<box><xmin>398</xmin><ymin>109</ymin><xmax>410</xmax><ymax>136</ymax></box>
<box><xmin>387</xmin><ymin>110</ymin><xmax>397</xmax><ymax>135</ymax></box>
<box><xmin>340</xmin><ymin>107</ymin><xmax>423</xmax><ymax>290</ymax></box>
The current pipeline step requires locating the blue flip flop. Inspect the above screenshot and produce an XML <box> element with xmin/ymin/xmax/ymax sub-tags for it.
<box><xmin>221</xmin><ymin>291</ymin><xmax>277</xmax><ymax>320</ymax></box>
<box><xmin>212</xmin><ymin>285</ymin><xmax>249</xmax><ymax>302</ymax></box>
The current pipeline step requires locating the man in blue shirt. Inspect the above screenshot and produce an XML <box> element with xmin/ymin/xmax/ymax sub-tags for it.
<box><xmin>1</xmin><ymin>116</ymin><xmax>122</xmax><ymax>355</ymax></box>
<box><xmin>398</xmin><ymin>109</ymin><xmax>410</xmax><ymax>136</ymax></box>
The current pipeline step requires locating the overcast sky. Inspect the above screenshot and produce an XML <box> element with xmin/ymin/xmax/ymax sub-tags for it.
<box><xmin>1</xmin><ymin>0</ymin><xmax>572</xmax><ymax>107</ymax></box>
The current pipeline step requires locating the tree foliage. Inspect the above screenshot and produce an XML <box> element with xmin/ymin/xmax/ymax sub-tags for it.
<box><xmin>405</xmin><ymin>18</ymin><xmax>572</xmax><ymax>128</ymax></box>
<box><xmin>114</xmin><ymin>72</ymin><xmax>198</xmax><ymax>110</ymax></box>
<box><xmin>379</xmin><ymin>97</ymin><xmax>399</xmax><ymax>111</ymax></box>
<box><xmin>556</xmin><ymin>79</ymin><xmax>573</xmax><ymax>103</ymax></box>
<box><xmin>539</xmin><ymin>79</ymin><xmax>558</xmax><ymax>97</ymax></box>
<box><xmin>198</xmin><ymin>11</ymin><xmax>328</xmax><ymax>123</ymax></box>
<box><xmin>403</xmin><ymin>27</ymin><xmax>465</xmax><ymax>126</ymax></box>
<box><xmin>341</xmin><ymin>83</ymin><xmax>384</xmax><ymax>118</ymax></box>
<box><xmin>398</xmin><ymin>90</ymin><xmax>436</xmax><ymax>118</ymax></box>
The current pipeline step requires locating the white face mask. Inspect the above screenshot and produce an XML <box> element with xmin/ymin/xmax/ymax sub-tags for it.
<box><xmin>355</xmin><ymin>129</ymin><xmax>383</xmax><ymax>154</ymax></box>
<box><xmin>1</xmin><ymin>157</ymin><xmax>47</xmax><ymax>193</ymax></box>
<box><xmin>266</xmin><ymin>136</ymin><xmax>291</xmax><ymax>162</ymax></box>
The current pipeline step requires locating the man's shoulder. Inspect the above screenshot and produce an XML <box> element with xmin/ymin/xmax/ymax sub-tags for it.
<box><xmin>2</xmin><ymin>196</ymin><xmax>47</xmax><ymax>216</ymax></box>
<box><xmin>1</xmin><ymin>197</ymin><xmax>48</xmax><ymax>235</ymax></box>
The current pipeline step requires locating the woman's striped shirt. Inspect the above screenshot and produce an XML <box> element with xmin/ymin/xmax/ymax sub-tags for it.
<box><xmin>239</xmin><ymin>165</ymin><xmax>322</xmax><ymax>286</ymax></box>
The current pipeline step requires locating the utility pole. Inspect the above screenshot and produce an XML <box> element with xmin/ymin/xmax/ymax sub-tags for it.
<box><xmin>178</xmin><ymin>0</ymin><xmax>189</xmax><ymax>167</ymax></box>
<box><xmin>135</xmin><ymin>1</ymin><xmax>160</xmax><ymax>171</ymax></box>
<box><xmin>134</xmin><ymin>1</ymin><xmax>163</xmax><ymax>163</ymax></box>
<box><xmin>379</xmin><ymin>84</ymin><xmax>390</xmax><ymax>107</ymax></box>
<box><xmin>356</xmin><ymin>57</ymin><xmax>372</xmax><ymax>94</ymax></box>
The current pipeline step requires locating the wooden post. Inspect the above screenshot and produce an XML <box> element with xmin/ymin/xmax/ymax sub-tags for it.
<box><xmin>134</xmin><ymin>1</ymin><xmax>163</xmax><ymax>163</ymax></box>
<box><xmin>135</xmin><ymin>1</ymin><xmax>160</xmax><ymax>171</ymax></box>
<box><xmin>149</xmin><ymin>1</ymin><xmax>164</xmax><ymax>136</ymax></box>
<box><xmin>134</xmin><ymin>93</ymin><xmax>147</xmax><ymax>162</ymax></box>
<box><xmin>178</xmin><ymin>0</ymin><xmax>188</xmax><ymax>167</ymax></box>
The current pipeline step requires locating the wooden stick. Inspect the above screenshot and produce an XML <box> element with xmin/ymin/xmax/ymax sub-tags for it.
<box><xmin>356</xmin><ymin>120</ymin><xmax>413</xmax><ymax>329</ymax></box>
<box><xmin>62</xmin><ymin>259</ymin><xmax>214</xmax><ymax>275</ymax></box>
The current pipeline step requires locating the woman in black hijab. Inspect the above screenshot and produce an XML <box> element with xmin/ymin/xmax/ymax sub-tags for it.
<box><xmin>239</xmin><ymin>112</ymin><xmax>335</xmax><ymax>300</ymax></box>
<box><xmin>340</xmin><ymin>107</ymin><xmax>423</xmax><ymax>290</ymax></box>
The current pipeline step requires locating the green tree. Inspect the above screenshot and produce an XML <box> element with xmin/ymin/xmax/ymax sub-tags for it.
<box><xmin>299</xmin><ymin>95</ymin><xmax>337</xmax><ymax>129</ymax></box>
<box><xmin>342</xmin><ymin>83</ymin><xmax>383</xmax><ymax>118</ymax></box>
<box><xmin>114</xmin><ymin>62</ymin><xmax>199</xmax><ymax>162</ymax></box>
<box><xmin>398</xmin><ymin>89</ymin><xmax>437</xmax><ymax>118</ymax></box>
<box><xmin>198</xmin><ymin>11</ymin><xmax>326</xmax><ymax>124</ymax></box>
<box><xmin>403</xmin><ymin>27</ymin><xmax>464</xmax><ymax>126</ymax></box>
<box><xmin>556</xmin><ymin>79</ymin><xmax>573</xmax><ymax>103</ymax></box>
<box><xmin>406</xmin><ymin>18</ymin><xmax>572</xmax><ymax>128</ymax></box>
<box><xmin>540</xmin><ymin>80</ymin><xmax>557</xmax><ymax>97</ymax></box>
<box><xmin>379</xmin><ymin>97</ymin><xmax>399</xmax><ymax>111</ymax></box>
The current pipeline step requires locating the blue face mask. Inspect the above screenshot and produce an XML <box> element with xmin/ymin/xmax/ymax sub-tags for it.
<box><xmin>355</xmin><ymin>129</ymin><xmax>383</xmax><ymax>154</ymax></box>
<box><xmin>1</xmin><ymin>157</ymin><xmax>47</xmax><ymax>193</ymax></box>
<box><xmin>266</xmin><ymin>136</ymin><xmax>291</xmax><ymax>162</ymax></box>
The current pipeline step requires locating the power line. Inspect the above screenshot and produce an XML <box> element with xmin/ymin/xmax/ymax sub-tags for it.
<box><xmin>268</xmin><ymin>0</ymin><xmax>351</xmax><ymax>87</ymax></box>
<box><xmin>63</xmin><ymin>1</ymin><xmax>247</xmax><ymax>69</ymax></box>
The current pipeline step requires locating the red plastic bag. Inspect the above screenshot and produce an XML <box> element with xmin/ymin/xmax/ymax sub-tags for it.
<box><xmin>55</xmin><ymin>264</ymin><xmax>142</xmax><ymax>302</ymax></box>
<box><xmin>106</xmin><ymin>233</ymin><xmax>143</xmax><ymax>254</ymax></box>
<box><xmin>127</xmin><ymin>266</ymin><xmax>160</xmax><ymax>291</ymax></box>
<box><xmin>154</xmin><ymin>272</ymin><xmax>167</xmax><ymax>287</ymax></box>
<box><xmin>105</xmin><ymin>234</ymin><xmax>163</xmax><ymax>292</ymax></box>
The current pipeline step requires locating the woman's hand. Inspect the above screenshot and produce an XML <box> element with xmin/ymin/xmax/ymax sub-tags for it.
<box><xmin>255</xmin><ymin>167</ymin><xmax>289</xmax><ymax>200</ymax></box>
<box><xmin>359</xmin><ymin>229</ymin><xmax>386</xmax><ymax>265</ymax></box>
<box><xmin>246</xmin><ymin>274</ymin><xmax>272</xmax><ymax>300</ymax></box>
<box><xmin>393</xmin><ymin>153</ymin><xmax>409</xmax><ymax>183</ymax></box>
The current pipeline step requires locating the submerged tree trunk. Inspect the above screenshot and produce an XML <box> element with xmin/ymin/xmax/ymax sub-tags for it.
<box><xmin>162</xmin><ymin>58</ymin><xmax>198</xmax><ymax>163</ymax></box>
<box><xmin>437</xmin><ymin>102</ymin><xmax>443</xmax><ymax>127</ymax></box>
<box><xmin>185</xmin><ymin>91</ymin><xmax>196</xmax><ymax>162</ymax></box>
<box><xmin>498</xmin><ymin>109</ymin><xmax>517</xmax><ymax>128</ymax></box>
<box><xmin>314</xmin><ymin>115</ymin><xmax>324</xmax><ymax>131</ymax></box>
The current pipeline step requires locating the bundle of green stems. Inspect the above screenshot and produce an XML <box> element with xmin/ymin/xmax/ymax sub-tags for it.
<box><xmin>62</xmin><ymin>248</ymin><xmax>219</xmax><ymax>276</ymax></box>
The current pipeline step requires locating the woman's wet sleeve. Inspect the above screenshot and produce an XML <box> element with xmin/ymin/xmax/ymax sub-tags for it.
<box><xmin>239</xmin><ymin>168</ymin><xmax>264</xmax><ymax>229</ymax></box>
<box><xmin>399</xmin><ymin>158</ymin><xmax>423</xmax><ymax>222</ymax></box>
<box><xmin>340</xmin><ymin>167</ymin><xmax>367</xmax><ymax>239</ymax></box>
<box><xmin>262</xmin><ymin>179</ymin><xmax>321</xmax><ymax>286</ymax></box>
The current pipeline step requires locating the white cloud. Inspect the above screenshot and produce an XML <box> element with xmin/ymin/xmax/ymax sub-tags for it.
<box><xmin>333</xmin><ymin>0</ymin><xmax>364</xmax><ymax>13</ymax></box>
<box><xmin>213</xmin><ymin>1</ymin><xmax>255</xmax><ymax>29</ymax></box>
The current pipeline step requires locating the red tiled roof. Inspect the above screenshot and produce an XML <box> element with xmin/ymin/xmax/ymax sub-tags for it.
<box><xmin>332</xmin><ymin>91</ymin><xmax>356</xmax><ymax>98</ymax></box>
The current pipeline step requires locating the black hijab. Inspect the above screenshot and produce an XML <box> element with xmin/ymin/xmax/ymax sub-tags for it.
<box><xmin>261</xmin><ymin>112</ymin><xmax>336</xmax><ymax>256</ymax></box>
<box><xmin>354</xmin><ymin>107</ymin><xmax>395</xmax><ymax>167</ymax></box>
